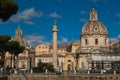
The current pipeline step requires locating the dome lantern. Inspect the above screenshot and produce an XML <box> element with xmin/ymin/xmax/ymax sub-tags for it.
<box><xmin>90</xmin><ymin>8</ymin><xmax>98</xmax><ymax>21</ymax></box>
<box><xmin>81</xmin><ymin>8</ymin><xmax>108</xmax><ymax>36</ymax></box>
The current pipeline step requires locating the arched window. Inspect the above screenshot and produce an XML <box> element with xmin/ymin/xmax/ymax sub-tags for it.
<box><xmin>105</xmin><ymin>39</ymin><xmax>107</xmax><ymax>44</ymax></box>
<box><xmin>95</xmin><ymin>38</ymin><xmax>98</xmax><ymax>45</ymax></box>
<box><xmin>68</xmin><ymin>60</ymin><xmax>71</xmax><ymax>62</ymax></box>
<box><xmin>85</xmin><ymin>28</ymin><xmax>88</xmax><ymax>31</ymax></box>
<box><xmin>67</xmin><ymin>60</ymin><xmax>71</xmax><ymax>71</ymax></box>
<box><xmin>85</xmin><ymin>39</ymin><xmax>88</xmax><ymax>45</ymax></box>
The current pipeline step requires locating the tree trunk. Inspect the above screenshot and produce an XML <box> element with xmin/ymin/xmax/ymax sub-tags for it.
<box><xmin>13</xmin><ymin>54</ymin><xmax>15</xmax><ymax>69</ymax></box>
<box><xmin>1</xmin><ymin>49</ymin><xmax>6</xmax><ymax>75</ymax></box>
<box><xmin>11</xmin><ymin>53</ymin><xmax>13</xmax><ymax>68</ymax></box>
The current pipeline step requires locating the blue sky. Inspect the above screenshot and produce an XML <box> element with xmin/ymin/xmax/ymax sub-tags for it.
<box><xmin>0</xmin><ymin>0</ymin><xmax>120</xmax><ymax>47</ymax></box>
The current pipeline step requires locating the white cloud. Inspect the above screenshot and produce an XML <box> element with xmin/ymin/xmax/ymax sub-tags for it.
<box><xmin>58</xmin><ymin>37</ymin><xmax>69</xmax><ymax>45</ymax></box>
<box><xmin>91</xmin><ymin>0</ymin><xmax>106</xmax><ymax>3</ymax></box>
<box><xmin>110</xmin><ymin>38</ymin><xmax>118</xmax><ymax>42</ymax></box>
<box><xmin>24</xmin><ymin>34</ymin><xmax>50</xmax><ymax>48</ymax></box>
<box><xmin>48</xmin><ymin>12</ymin><xmax>62</xmax><ymax>18</ymax></box>
<box><xmin>11</xmin><ymin>7</ymin><xmax>43</xmax><ymax>24</ymax></box>
<box><xmin>115</xmin><ymin>21</ymin><xmax>120</xmax><ymax>25</ymax></box>
<box><xmin>24</xmin><ymin>34</ymin><xmax>79</xmax><ymax>47</ymax></box>
<box><xmin>80</xmin><ymin>18</ymin><xmax>87</xmax><ymax>23</ymax></box>
<box><xmin>118</xmin><ymin>35</ymin><xmax>120</xmax><ymax>41</ymax></box>
<box><xmin>118</xmin><ymin>35</ymin><xmax>120</xmax><ymax>39</ymax></box>
<box><xmin>116</xmin><ymin>13</ymin><xmax>120</xmax><ymax>17</ymax></box>
<box><xmin>117</xmin><ymin>22</ymin><xmax>120</xmax><ymax>25</ymax></box>
<box><xmin>80</xmin><ymin>10</ymin><xmax>88</xmax><ymax>15</ymax></box>
<box><xmin>24</xmin><ymin>21</ymin><xmax>35</xmax><ymax>25</ymax></box>
<box><xmin>110</xmin><ymin>35</ymin><xmax>120</xmax><ymax>42</ymax></box>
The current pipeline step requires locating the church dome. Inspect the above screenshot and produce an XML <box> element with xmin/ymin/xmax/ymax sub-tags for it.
<box><xmin>81</xmin><ymin>8</ymin><xmax>108</xmax><ymax>36</ymax></box>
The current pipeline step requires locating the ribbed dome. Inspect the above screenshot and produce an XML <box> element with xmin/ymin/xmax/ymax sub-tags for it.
<box><xmin>81</xmin><ymin>21</ymin><xmax>108</xmax><ymax>36</ymax></box>
<box><xmin>81</xmin><ymin>8</ymin><xmax>108</xmax><ymax>36</ymax></box>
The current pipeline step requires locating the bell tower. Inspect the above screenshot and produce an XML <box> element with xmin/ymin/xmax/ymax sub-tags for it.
<box><xmin>14</xmin><ymin>25</ymin><xmax>26</xmax><ymax>46</ymax></box>
<box><xmin>15</xmin><ymin>26</ymin><xmax>22</xmax><ymax>40</ymax></box>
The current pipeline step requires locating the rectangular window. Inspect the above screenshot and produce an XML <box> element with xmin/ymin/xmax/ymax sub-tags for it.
<box><xmin>81</xmin><ymin>62</ymin><xmax>85</xmax><ymax>70</ymax></box>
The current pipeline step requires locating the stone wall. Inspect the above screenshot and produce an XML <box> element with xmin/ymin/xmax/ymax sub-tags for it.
<box><xmin>8</xmin><ymin>74</ymin><xmax>120</xmax><ymax>80</ymax></box>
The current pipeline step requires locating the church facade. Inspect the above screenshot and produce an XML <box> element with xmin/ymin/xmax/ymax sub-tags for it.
<box><xmin>5</xmin><ymin>26</ymin><xmax>35</xmax><ymax>71</ymax></box>
<box><xmin>76</xmin><ymin>8</ymin><xmax>120</xmax><ymax>73</ymax></box>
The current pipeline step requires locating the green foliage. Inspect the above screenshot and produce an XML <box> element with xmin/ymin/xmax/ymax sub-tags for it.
<box><xmin>0</xmin><ymin>35</ymin><xmax>25</xmax><ymax>69</ymax></box>
<box><xmin>0</xmin><ymin>35</ymin><xmax>11</xmax><ymax>55</ymax></box>
<box><xmin>6</xmin><ymin>67</ymin><xmax>11</xmax><ymax>75</ymax></box>
<box><xmin>7</xmin><ymin>41</ymin><xmax>25</xmax><ymax>55</ymax></box>
<box><xmin>16</xmin><ymin>46</ymin><xmax>25</xmax><ymax>56</ymax></box>
<box><xmin>37</xmin><ymin>60</ymin><xmax>45</xmax><ymax>71</ymax></box>
<box><xmin>37</xmin><ymin>61</ymin><xmax>54</xmax><ymax>72</ymax></box>
<box><xmin>46</xmin><ymin>63</ymin><xmax>54</xmax><ymax>72</ymax></box>
<box><xmin>6</xmin><ymin>40</ymin><xmax>25</xmax><ymax>68</ymax></box>
<box><xmin>0</xmin><ymin>35</ymin><xmax>11</xmax><ymax>44</ymax></box>
<box><xmin>0</xmin><ymin>0</ymin><xmax>18</xmax><ymax>22</ymax></box>
<box><xmin>0</xmin><ymin>35</ymin><xmax>11</xmax><ymax>69</ymax></box>
<box><xmin>0</xmin><ymin>35</ymin><xmax>11</xmax><ymax>54</ymax></box>
<box><xmin>6</xmin><ymin>41</ymin><xmax>19</xmax><ymax>53</ymax></box>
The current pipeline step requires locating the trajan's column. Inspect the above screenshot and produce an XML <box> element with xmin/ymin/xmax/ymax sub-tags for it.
<box><xmin>52</xmin><ymin>20</ymin><xmax>58</xmax><ymax>70</ymax></box>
